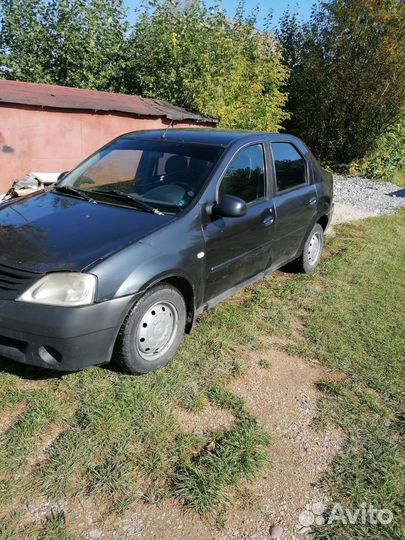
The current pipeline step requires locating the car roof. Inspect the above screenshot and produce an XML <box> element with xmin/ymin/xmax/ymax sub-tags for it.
<box><xmin>122</xmin><ymin>128</ymin><xmax>307</xmax><ymax>150</ymax></box>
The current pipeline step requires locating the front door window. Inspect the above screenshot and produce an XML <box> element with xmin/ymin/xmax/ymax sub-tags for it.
<box><xmin>219</xmin><ymin>144</ymin><xmax>265</xmax><ymax>203</ymax></box>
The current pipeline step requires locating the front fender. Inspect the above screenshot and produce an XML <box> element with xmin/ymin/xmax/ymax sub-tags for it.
<box><xmin>90</xmin><ymin>211</ymin><xmax>206</xmax><ymax>307</ymax></box>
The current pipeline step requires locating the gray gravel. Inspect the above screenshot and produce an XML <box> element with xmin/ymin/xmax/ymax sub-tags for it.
<box><xmin>330</xmin><ymin>175</ymin><xmax>405</xmax><ymax>228</ymax></box>
<box><xmin>333</xmin><ymin>174</ymin><xmax>405</xmax><ymax>214</ymax></box>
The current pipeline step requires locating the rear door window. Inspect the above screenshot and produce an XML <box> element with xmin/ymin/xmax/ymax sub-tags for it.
<box><xmin>271</xmin><ymin>142</ymin><xmax>306</xmax><ymax>192</ymax></box>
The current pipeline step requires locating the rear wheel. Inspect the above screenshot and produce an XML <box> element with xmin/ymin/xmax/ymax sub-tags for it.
<box><xmin>294</xmin><ymin>223</ymin><xmax>324</xmax><ymax>273</ymax></box>
<box><xmin>116</xmin><ymin>283</ymin><xmax>186</xmax><ymax>374</ymax></box>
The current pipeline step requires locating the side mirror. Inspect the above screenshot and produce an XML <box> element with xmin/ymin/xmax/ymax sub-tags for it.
<box><xmin>57</xmin><ymin>171</ymin><xmax>69</xmax><ymax>182</ymax></box>
<box><xmin>212</xmin><ymin>194</ymin><xmax>247</xmax><ymax>218</ymax></box>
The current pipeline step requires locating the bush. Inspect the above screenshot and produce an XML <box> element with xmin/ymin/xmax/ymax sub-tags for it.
<box><xmin>350</xmin><ymin>116</ymin><xmax>405</xmax><ymax>185</ymax></box>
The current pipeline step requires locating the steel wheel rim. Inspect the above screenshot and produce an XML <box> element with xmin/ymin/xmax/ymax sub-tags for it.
<box><xmin>307</xmin><ymin>232</ymin><xmax>322</xmax><ymax>266</ymax></box>
<box><xmin>136</xmin><ymin>301</ymin><xmax>179</xmax><ymax>361</ymax></box>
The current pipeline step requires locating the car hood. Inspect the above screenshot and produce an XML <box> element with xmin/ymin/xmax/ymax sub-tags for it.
<box><xmin>0</xmin><ymin>191</ymin><xmax>173</xmax><ymax>273</ymax></box>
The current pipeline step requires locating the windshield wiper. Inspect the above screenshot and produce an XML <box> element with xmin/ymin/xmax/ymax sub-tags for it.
<box><xmin>91</xmin><ymin>189</ymin><xmax>164</xmax><ymax>215</ymax></box>
<box><xmin>53</xmin><ymin>185</ymin><xmax>97</xmax><ymax>204</ymax></box>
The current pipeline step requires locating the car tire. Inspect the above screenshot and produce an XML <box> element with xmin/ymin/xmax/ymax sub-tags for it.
<box><xmin>294</xmin><ymin>223</ymin><xmax>324</xmax><ymax>273</ymax></box>
<box><xmin>116</xmin><ymin>283</ymin><xmax>187</xmax><ymax>374</ymax></box>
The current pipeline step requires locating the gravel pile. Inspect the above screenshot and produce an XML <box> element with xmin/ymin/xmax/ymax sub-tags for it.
<box><xmin>333</xmin><ymin>174</ymin><xmax>405</xmax><ymax>215</ymax></box>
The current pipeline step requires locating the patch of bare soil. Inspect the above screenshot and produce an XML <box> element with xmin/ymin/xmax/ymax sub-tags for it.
<box><xmin>330</xmin><ymin>203</ymin><xmax>376</xmax><ymax>228</ymax></box>
<box><xmin>0</xmin><ymin>403</ymin><xmax>27</xmax><ymax>436</ymax></box>
<box><xmin>224</xmin><ymin>350</ymin><xmax>344</xmax><ymax>540</ymax></box>
<box><xmin>27</xmin><ymin>423</ymin><xmax>68</xmax><ymax>472</ymax></box>
<box><xmin>60</xmin><ymin>347</ymin><xmax>342</xmax><ymax>540</ymax></box>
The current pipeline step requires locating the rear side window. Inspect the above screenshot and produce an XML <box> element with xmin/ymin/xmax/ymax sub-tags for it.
<box><xmin>219</xmin><ymin>144</ymin><xmax>265</xmax><ymax>203</ymax></box>
<box><xmin>272</xmin><ymin>142</ymin><xmax>306</xmax><ymax>192</ymax></box>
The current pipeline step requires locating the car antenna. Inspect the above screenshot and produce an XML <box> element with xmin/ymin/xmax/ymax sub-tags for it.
<box><xmin>161</xmin><ymin>119</ymin><xmax>175</xmax><ymax>139</ymax></box>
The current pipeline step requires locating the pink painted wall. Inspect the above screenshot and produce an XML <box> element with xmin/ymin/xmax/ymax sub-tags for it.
<box><xmin>0</xmin><ymin>104</ymin><xmax>212</xmax><ymax>193</ymax></box>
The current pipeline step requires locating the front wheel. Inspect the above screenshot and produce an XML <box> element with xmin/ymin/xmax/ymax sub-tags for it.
<box><xmin>116</xmin><ymin>283</ymin><xmax>186</xmax><ymax>374</ymax></box>
<box><xmin>294</xmin><ymin>223</ymin><xmax>324</xmax><ymax>273</ymax></box>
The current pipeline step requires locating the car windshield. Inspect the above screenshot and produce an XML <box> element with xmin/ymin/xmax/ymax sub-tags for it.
<box><xmin>59</xmin><ymin>136</ymin><xmax>224</xmax><ymax>214</ymax></box>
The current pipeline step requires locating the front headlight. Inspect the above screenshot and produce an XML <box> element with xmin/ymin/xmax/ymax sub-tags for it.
<box><xmin>17</xmin><ymin>273</ymin><xmax>97</xmax><ymax>306</ymax></box>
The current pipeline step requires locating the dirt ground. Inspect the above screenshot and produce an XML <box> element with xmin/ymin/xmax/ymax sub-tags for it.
<box><xmin>329</xmin><ymin>202</ymin><xmax>376</xmax><ymax>228</ymax></box>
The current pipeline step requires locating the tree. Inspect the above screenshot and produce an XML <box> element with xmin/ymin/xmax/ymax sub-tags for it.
<box><xmin>0</xmin><ymin>0</ymin><xmax>129</xmax><ymax>91</ymax></box>
<box><xmin>125</xmin><ymin>0</ymin><xmax>289</xmax><ymax>130</ymax></box>
<box><xmin>0</xmin><ymin>0</ymin><xmax>52</xmax><ymax>82</ymax></box>
<box><xmin>0</xmin><ymin>0</ymin><xmax>288</xmax><ymax>130</ymax></box>
<box><xmin>278</xmin><ymin>0</ymin><xmax>405</xmax><ymax>165</ymax></box>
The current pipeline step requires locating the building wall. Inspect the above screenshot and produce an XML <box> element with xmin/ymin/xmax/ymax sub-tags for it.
<box><xmin>0</xmin><ymin>104</ymin><xmax>211</xmax><ymax>193</ymax></box>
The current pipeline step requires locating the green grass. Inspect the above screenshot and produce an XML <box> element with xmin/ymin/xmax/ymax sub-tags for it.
<box><xmin>0</xmin><ymin>210</ymin><xmax>404</xmax><ymax>538</ymax></box>
<box><xmin>173</xmin><ymin>413</ymin><xmax>269</xmax><ymax>515</ymax></box>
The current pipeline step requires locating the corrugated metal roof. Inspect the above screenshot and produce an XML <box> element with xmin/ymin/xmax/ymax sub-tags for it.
<box><xmin>0</xmin><ymin>80</ymin><xmax>217</xmax><ymax>124</ymax></box>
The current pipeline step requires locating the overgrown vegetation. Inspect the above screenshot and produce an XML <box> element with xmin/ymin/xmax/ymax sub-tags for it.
<box><xmin>278</xmin><ymin>0</ymin><xmax>405</xmax><ymax>166</ymax></box>
<box><xmin>1</xmin><ymin>0</ymin><xmax>403</xmax><ymax>174</ymax></box>
<box><xmin>126</xmin><ymin>1</ymin><xmax>289</xmax><ymax>130</ymax></box>
<box><xmin>350</xmin><ymin>114</ymin><xmax>405</xmax><ymax>186</ymax></box>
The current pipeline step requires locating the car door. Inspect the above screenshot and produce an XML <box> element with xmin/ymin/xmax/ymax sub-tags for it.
<box><xmin>202</xmin><ymin>143</ymin><xmax>275</xmax><ymax>301</ymax></box>
<box><xmin>268</xmin><ymin>141</ymin><xmax>318</xmax><ymax>267</ymax></box>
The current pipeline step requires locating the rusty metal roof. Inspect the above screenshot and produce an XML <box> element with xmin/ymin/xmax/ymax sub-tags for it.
<box><xmin>0</xmin><ymin>80</ymin><xmax>217</xmax><ymax>124</ymax></box>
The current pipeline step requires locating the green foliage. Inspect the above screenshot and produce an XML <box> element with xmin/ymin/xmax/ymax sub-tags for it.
<box><xmin>126</xmin><ymin>0</ymin><xmax>289</xmax><ymax>130</ymax></box>
<box><xmin>0</xmin><ymin>0</ymin><xmax>130</xmax><ymax>91</ymax></box>
<box><xmin>278</xmin><ymin>0</ymin><xmax>405</xmax><ymax>165</ymax></box>
<box><xmin>1</xmin><ymin>0</ymin><xmax>404</xmax><ymax>155</ymax></box>
<box><xmin>0</xmin><ymin>0</ymin><xmax>288</xmax><ymax>130</ymax></box>
<box><xmin>350</xmin><ymin>114</ymin><xmax>405</xmax><ymax>185</ymax></box>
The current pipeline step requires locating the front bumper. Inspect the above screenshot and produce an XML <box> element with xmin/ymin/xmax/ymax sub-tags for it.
<box><xmin>0</xmin><ymin>294</ymin><xmax>140</xmax><ymax>371</ymax></box>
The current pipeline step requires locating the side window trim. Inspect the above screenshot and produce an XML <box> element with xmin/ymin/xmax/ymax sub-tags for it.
<box><xmin>270</xmin><ymin>141</ymin><xmax>309</xmax><ymax>195</ymax></box>
<box><xmin>215</xmin><ymin>143</ymin><xmax>267</xmax><ymax>206</ymax></box>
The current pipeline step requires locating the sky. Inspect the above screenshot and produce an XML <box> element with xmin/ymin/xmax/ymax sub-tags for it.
<box><xmin>123</xmin><ymin>1</ymin><xmax>316</xmax><ymax>29</ymax></box>
<box><xmin>218</xmin><ymin>0</ymin><xmax>315</xmax><ymax>27</ymax></box>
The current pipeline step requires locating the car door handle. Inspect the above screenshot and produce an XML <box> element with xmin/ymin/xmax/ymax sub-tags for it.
<box><xmin>263</xmin><ymin>215</ymin><xmax>274</xmax><ymax>227</ymax></box>
<box><xmin>309</xmin><ymin>197</ymin><xmax>317</xmax><ymax>206</ymax></box>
